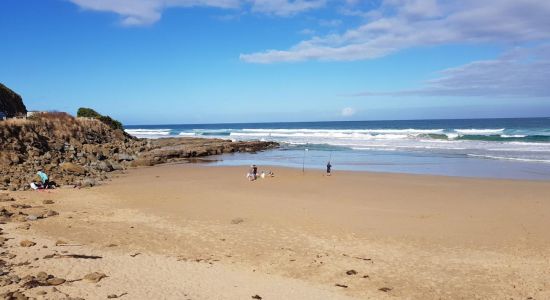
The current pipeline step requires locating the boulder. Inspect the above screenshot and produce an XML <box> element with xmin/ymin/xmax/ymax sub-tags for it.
<box><xmin>80</xmin><ymin>178</ymin><xmax>97</xmax><ymax>188</ymax></box>
<box><xmin>20</xmin><ymin>240</ymin><xmax>36</xmax><ymax>247</ymax></box>
<box><xmin>111</xmin><ymin>162</ymin><xmax>123</xmax><ymax>171</ymax></box>
<box><xmin>131</xmin><ymin>158</ymin><xmax>154</xmax><ymax>167</ymax></box>
<box><xmin>97</xmin><ymin>161</ymin><xmax>113</xmax><ymax>172</ymax></box>
<box><xmin>117</xmin><ymin>153</ymin><xmax>134</xmax><ymax>161</ymax></box>
<box><xmin>60</xmin><ymin>162</ymin><xmax>86</xmax><ymax>175</ymax></box>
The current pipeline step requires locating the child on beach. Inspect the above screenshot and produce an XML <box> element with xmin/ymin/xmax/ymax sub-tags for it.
<box><xmin>326</xmin><ymin>161</ymin><xmax>332</xmax><ymax>176</ymax></box>
<box><xmin>247</xmin><ymin>165</ymin><xmax>258</xmax><ymax>181</ymax></box>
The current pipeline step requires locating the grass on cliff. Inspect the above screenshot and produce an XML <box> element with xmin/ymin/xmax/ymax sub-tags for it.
<box><xmin>1</xmin><ymin>112</ymin><xmax>124</xmax><ymax>142</ymax></box>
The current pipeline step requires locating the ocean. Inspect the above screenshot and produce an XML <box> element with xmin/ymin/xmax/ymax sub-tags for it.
<box><xmin>125</xmin><ymin>117</ymin><xmax>550</xmax><ymax>180</ymax></box>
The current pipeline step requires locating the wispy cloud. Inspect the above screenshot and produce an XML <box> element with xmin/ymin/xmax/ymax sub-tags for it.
<box><xmin>318</xmin><ymin>19</ymin><xmax>342</xmax><ymax>27</ymax></box>
<box><xmin>250</xmin><ymin>0</ymin><xmax>326</xmax><ymax>16</ymax></box>
<box><xmin>299</xmin><ymin>28</ymin><xmax>316</xmax><ymax>35</ymax></box>
<box><xmin>341</xmin><ymin>107</ymin><xmax>356</xmax><ymax>116</ymax></box>
<box><xmin>352</xmin><ymin>46</ymin><xmax>550</xmax><ymax>98</ymax></box>
<box><xmin>240</xmin><ymin>0</ymin><xmax>550</xmax><ymax>63</ymax></box>
<box><xmin>70</xmin><ymin>0</ymin><xmax>241</xmax><ymax>26</ymax></box>
<box><xmin>69</xmin><ymin>0</ymin><xmax>328</xmax><ymax>26</ymax></box>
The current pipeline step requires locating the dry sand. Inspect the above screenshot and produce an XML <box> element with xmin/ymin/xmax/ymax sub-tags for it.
<box><xmin>2</xmin><ymin>164</ymin><xmax>550</xmax><ymax>299</ymax></box>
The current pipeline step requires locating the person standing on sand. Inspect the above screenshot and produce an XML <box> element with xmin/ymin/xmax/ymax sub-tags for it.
<box><xmin>326</xmin><ymin>161</ymin><xmax>332</xmax><ymax>176</ymax></box>
<box><xmin>252</xmin><ymin>165</ymin><xmax>258</xmax><ymax>179</ymax></box>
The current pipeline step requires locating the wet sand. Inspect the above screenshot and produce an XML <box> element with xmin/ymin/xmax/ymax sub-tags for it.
<box><xmin>2</xmin><ymin>164</ymin><xmax>550</xmax><ymax>299</ymax></box>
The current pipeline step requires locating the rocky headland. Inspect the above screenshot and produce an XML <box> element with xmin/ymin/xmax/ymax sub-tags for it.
<box><xmin>0</xmin><ymin>84</ymin><xmax>277</xmax><ymax>192</ymax></box>
<box><xmin>0</xmin><ymin>112</ymin><xmax>277</xmax><ymax>191</ymax></box>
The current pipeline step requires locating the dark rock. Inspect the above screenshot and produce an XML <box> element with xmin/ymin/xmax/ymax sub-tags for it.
<box><xmin>0</xmin><ymin>83</ymin><xmax>27</xmax><ymax>118</ymax></box>
<box><xmin>346</xmin><ymin>270</ymin><xmax>358</xmax><ymax>275</ymax></box>
<box><xmin>117</xmin><ymin>153</ymin><xmax>134</xmax><ymax>161</ymax></box>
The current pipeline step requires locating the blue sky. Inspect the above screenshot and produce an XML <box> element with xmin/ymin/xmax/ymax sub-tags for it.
<box><xmin>1</xmin><ymin>0</ymin><xmax>549</xmax><ymax>125</ymax></box>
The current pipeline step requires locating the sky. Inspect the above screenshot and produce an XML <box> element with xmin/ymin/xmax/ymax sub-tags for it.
<box><xmin>1</xmin><ymin>0</ymin><xmax>549</xmax><ymax>125</ymax></box>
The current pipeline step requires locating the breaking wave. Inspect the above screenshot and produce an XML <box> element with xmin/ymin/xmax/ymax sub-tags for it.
<box><xmin>124</xmin><ymin>124</ymin><xmax>550</xmax><ymax>164</ymax></box>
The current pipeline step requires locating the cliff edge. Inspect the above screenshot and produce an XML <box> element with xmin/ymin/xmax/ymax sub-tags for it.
<box><xmin>0</xmin><ymin>83</ymin><xmax>27</xmax><ymax>117</ymax></box>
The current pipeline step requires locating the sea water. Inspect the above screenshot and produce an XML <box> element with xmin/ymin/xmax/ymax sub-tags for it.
<box><xmin>125</xmin><ymin>118</ymin><xmax>550</xmax><ymax>180</ymax></box>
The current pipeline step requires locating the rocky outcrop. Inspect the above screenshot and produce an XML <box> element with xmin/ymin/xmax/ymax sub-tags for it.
<box><xmin>0</xmin><ymin>83</ymin><xmax>27</xmax><ymax>118</ymax></box>
<box><xmin>131</xmin><ymin>138</ymin><xmax>279</xmax><ymax>167</ymax></box>
<box><xmin>0</xmin><ymin>113</ymin><xmax>278</xmax><ymax>191</ymax></box>
<box><xmin>0</xmin><ymin>112</ymin><xmax>142</xmax><ymax>190</ymax></box>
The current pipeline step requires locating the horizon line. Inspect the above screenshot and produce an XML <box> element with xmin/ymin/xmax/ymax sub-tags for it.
<box><xmin>124</xmin><ymin>116</ymin><xmax>550</xmax><ymax>127</ymax></box>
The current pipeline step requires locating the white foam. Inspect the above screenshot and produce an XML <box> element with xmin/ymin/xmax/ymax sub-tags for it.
<box><xmin>124</xmin><ymin>127</ymin><xmax>550</xmax><ymax>163</ymax></box>
<box><xmin>467</xmin><ymin>154</ymin><xmax>550</xmax><ymax>163</ymax></box>
<box><xmin>446</xmin><ymin>133</ymin><xmax>459</xmax><ymax>139</ymax></box>
<box><xmin>125</xmin><ymin>129</ymin><xmax>171</xmax><ymax>136</ymax></box>
<box><xmin>178</xmin><ymin>132</ymin><xmax>196</xmax><ymax>136</ymax></box>
<box><xmin>241</xmin><ymin>128</ymin><xmax>444</xmax><ymax>135</ymax></box>
<box><xmin>454</xmin><ymin>128</ymin><xmax>504</xmax><ymax>135</ymax></box>
<box><xmin>501</xmin><ymin>134</ymin><xmax>527</xmax><ymax>138</ymax></box>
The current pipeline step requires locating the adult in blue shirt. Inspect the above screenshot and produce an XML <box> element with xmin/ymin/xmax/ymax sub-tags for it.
<box><xmin>37</xmin><ymin>171</ymin><xmax>49</xmax><ymax>189</ymax></box>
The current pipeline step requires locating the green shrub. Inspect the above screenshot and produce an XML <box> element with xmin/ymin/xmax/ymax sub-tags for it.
<box><xmin>77</xmin><ymin>107</ymin><xmax>123</xmax><ymax>130</ymax></box>
<box><xmin>98</xmin><ymin>115</ymin><xmax>124</xmax><ymax>131</ymax></box>
<box><xmin>77</xmin><ymin>107</ymin><xmax>101</xmax><ymax>118</ymax></box>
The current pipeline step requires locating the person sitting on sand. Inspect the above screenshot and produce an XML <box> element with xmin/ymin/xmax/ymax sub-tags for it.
<box><xmin>326</xmin><ymin>161</ymin><xmax>332</xmax><ymax>176</ymax></box>
<box><xmin>35</xmin><ymin>170</ymin><xmax>56</xmax><ymax>189</ymax></box>
<box><xmin>37</xmin><ymin>170</ymin><xmax>49</xmax><ymax>188</ymax></box>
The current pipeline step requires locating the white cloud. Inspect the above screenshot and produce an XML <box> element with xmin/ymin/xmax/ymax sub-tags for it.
<box><xmin>69</xmin><ymin>0</ymin><xmax>327</xmax><ymax>26</ymax></box>
<box><xmin>299</xmin><ymin>28</ymin><xmax>316</xmax><ymax>35</ymax></box>
<box><xmin>251</xmin><ymin>0</ymin><xmax>326</xmax><ymax>16</ymax></box>
<box><xmin>70</xmin><ymin>0</ymin><xmax>241</xmax><ymax>25</ymax></box>
<box><xmin>352</xmin><ymin>45</ymin><xmax>550</xmax><ymax>98</ymax></box>
<box><xmin>341</xmin><ymin>107</ymin><xmax>356</xmax><ymax>116</ymax></box>
<box><xmin>241</xmin><ymin>0</ymin><xmax>550</xmax><ymax>63</ymax></box>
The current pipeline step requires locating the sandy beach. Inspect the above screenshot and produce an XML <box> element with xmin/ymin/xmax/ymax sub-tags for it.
<box><xmin>1</xmin><ymin>164</ymin><xmax>550</xmax><ymax>299</ymax></box>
